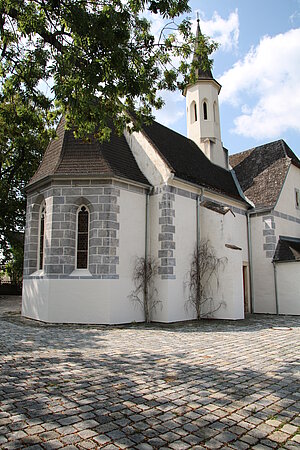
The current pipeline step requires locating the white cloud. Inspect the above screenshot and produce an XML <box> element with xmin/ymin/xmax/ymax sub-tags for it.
<box><xmin>219</xmin><ymin>28</ymin><xmax>300</xmax><ymax>139</ymax></box>
<box><xmin>155</xmin><ymin>90</ymin><xmax>185</xmax><ymax>127</ymax></box>
<box><xmin>198</xmin><ymin>9</ymin><xmax>239</xmax><ymax>52</ymax></box>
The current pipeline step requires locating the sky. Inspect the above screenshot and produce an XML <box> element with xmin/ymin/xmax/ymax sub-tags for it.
<box><xmin>152</xmin><ymin>0</ymin><xmax>300</xmax><ymax>158</ymax></box>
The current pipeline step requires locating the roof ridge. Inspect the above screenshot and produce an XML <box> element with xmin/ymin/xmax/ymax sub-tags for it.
<box><xmin>53</xmin><ymin>116</ymin><xmax>68</xmax><ymax>175</ymax></box>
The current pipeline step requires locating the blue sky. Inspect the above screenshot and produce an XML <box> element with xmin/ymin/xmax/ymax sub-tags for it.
<box><xmin>153</xmin><ymin>0</ymin><xmax>300</xmax><ymax>157</ymax></box>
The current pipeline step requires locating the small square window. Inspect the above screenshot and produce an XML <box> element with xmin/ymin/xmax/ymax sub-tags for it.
<box><xmin>296</xmin><ymin>188</ymin><xmax>300</xmax><ymax>209</ymax></box>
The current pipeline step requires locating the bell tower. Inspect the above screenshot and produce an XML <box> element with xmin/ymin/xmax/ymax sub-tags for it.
<box><xmin>184</xmin><ymin>18</ymin><xmax>228</xmax><ymax>169</ymax></box>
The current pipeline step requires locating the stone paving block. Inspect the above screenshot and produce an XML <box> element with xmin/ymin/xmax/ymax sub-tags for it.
<box><xmin>268</xmin><ymin>430</ymin><xmax>290</xmax><ymax>443</ymax></box>
<box><xmin>42</xmin><ymin>439</ymin><xmax>64</xmax><ymax>449</ymax></box>
<box><xmin>1</xmin><ymin>300</ymin><xmax>300</xmax><ymax>450</ymax></box>
<box><xmin>93</xmin><ymin>434</ymin><xmax>111</xmax><ymax>445</ymax></box>
<box><xmin>169</xmin><ymin>440</ymin><xmax>190</xmax><ymax>449</ymax></box>
<box><xmin>281</xmin><ymin>424</ymin><xmax>298</xmax><ymax>434</ymax></box>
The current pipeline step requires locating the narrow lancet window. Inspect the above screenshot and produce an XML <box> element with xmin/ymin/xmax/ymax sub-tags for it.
<box><xmin>194</xmin><ymin>103</ymin><xmax>197</xmax><ymax>122</ymax></box>
<box><xmin>213</xmin><ymin>102</ymin><xmax>217</xmax><ymax>122</ymax></box>
<box><xmin>77</xmin><ymin>206</ymin><xmax>89</xmax><ymax>269</ymax></box>
<box><xmin>203</xmin><ymin>101</ymin><xmax>208</xmax><ymax>120</ymax></box>
<box><xmin>39</xmin><ymin>204</ymin><xmax>46</xmax><ymax>270</ymax></box>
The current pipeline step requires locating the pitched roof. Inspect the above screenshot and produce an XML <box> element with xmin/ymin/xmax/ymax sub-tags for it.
<box><xmin>28</xmin><ymin>118</ymin><xmax>149</xmax><ymax>187</ymax></box>
<box><xmin>143</xmin><ymin>120</ymin><xmax>243</xmax><ymax>200</ymax></box>
<box><xmin>193</xmin><ymin>19</ymin><xmax>213</xmax><ymax>80</ymax></box>
<box><xmin>229</xmin><ymin>140</ymin><xmax>300</xmax><ymax>209</ymax></box>
<box><xmin>273</xmin><ymin>236</ymin><xmax>300</xmax><ymax>262</ymax></box>
<box><xmin>28</xmin><ymin>117</ymin><xmax>245</xmax><ymax>202</ymax></box>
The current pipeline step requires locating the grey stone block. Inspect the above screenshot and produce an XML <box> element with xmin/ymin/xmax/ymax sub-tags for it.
<box><xmin>60</xmin><ymin>238</ymin><xmax>76</xmax><ymax>247</ymax></box>
<box><xmin>99</xmin><ymin>195</ymin><xmax>117</xmax><ymax>204</ymax></box>
<box><xmin>97</xmin><ymin>265</ymin><xmax>110</xmax><ymax>274</ymax></box>
<box><xmin>63</xmin><ymin>265</ymin><xmax>74</xmax><ymax>274</ymax></box>
<box><xmin>102</xmin><ymin>203</ymin><xmax>120</xmax><ymax>213</ymax></box>
<box><xmin>162</xmin><ymin>193</ymin><xmax>175</xmax><ymax>201</ymax></box>
<box><xmin>161</xmin><ymin>241</ymin><xmax>175</xmax><ymax>250</ymax></box>
<box><xmin>263</xmin><ymin>229</ymin><xmax>275</xmax><ymax>236</ymax></box>
<box><xmin>159</xmin><ymin>233</ymin><xmax>174</xmax><ymax>242</ymax></box>
<box><xmin>90</xmin><ymin>255</ymin><xmax>103</xmax><ymax>264</ymax></box>
<box><xmin>50</xmin><ymin>247</ymin><xmax>64</xmax><ymax>256</ymax></box>
<box><xmin>161</xmin><ymin>208</ymin><xmax>175</xmax><ymax>217</ymax></box>
<box><xmin>98</xmin><ymin>230</ymin><xmax>117</xmax><ymax>238</ymax></box>
<box><xmin>159</xmin><ymin>201</ymin><xmax>172</xmax><ymax>209</ymax></box>
<box><xmin>160</xmin><ymin>258</ymin><xmax>176</xmax><ymax>266</ymax></box>
<box><xmin>158</xmin><ymin>250</ymin><xmax>173</xmax><ymax>258</ymax></box>
<box><xmin>103</xmin><ymin>221</ymin><xmax>119</xmax><ymax>230</ymax></box>
<box><xmin>103</xmin><ymin>256</ymin><xmax>119</xmax><ymax>265</ymax></box>
<box><xmin>90</xmin><ymin>238</ymin><xmax>103</xmax><ymax>247</ymax></box>
<box><xmin>158</xmin><ymin>266</ymin><xmax>174</xmax><ymax>275</ymax></box>
<box><xmin>103</xmin><ymin>238</ymin><xmax>119</xmax><ymax>247</ymax></box>
<box><xmin>98</xmin><ymin>213</ymin><xmax>117</xmax><ymax>221</ymax></box>
<box><xmin>53</xmin><ymin>196</ymin><xmax>65</xmax><ymax>204</ymax></box>
<box><xmin>63</xmin><ymin>230</ymin><xmax>76</xmax><ymax>239</ymax></box>
<box><xmin>45</xmin><ymin>264</ymin><xmax>62</xmax><ymax>275</ymax></box>
<box><xmin>97</xmin><ymin>247</ymin><xmax>110</xmax><ymax>255</ymax></box>
<box><xmin>266</xmin><ymin>235</ymin><xmax>277</xmax><ymax>243</ymax></box>
<box><xmin>177</xmin><ymin>188</ymin><xmax>191</xmax><ymax>198</ymax></box>
<box><xmin>61</xmin><ymin>188</ymin><xmax>82</xmax><ymax>196</ymax></box>
<box><xmin>161</xmin><ymin>225</ymin><xmax>175</xmax><ymax>233</ymax></box>
<box><xmin>159</xmin><ymin>217</ymin><xmax>174</xmax><ymax>225</ymax></box>
<box><xmin>104</xmin><ymin>187</ymin><xmax>120</xmax><ymax>196</ymax></box>
<box><xmin>263</xmin><ymin>243</ymin><xmax>275</xmax><ymax>251</ymax></box>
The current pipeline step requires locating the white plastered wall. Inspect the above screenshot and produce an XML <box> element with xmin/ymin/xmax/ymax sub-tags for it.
<box><xmin>251</xmin><ymin>165</ymin><xmax>300</xmax><ymax>314</ymax></box>
<box><xmin>251</xmin><ymin>215</ymin><xmax>276</xmax><ymax>313</ymax></box>
<box><xmin>149</xmin><ymin>185</ymin><xmax>248</xmax><ymax>322</ymax></box>
<box><xmin>276</xmin><ymin>262</ymin><xmax>300</xmax><ymax>315</ymax></box>
<box><xmin>200</xmin><ymin>200</ymin><xmax>248</xmax><ymax>319</ymax></box>
<box><xmin>185</xmin><ymin>81</ymin><xmax>227</xmax><ymax>168</ymax></box>
<box><xmin>23</xmin><ymin>188</ymin><xmax>146</xmax><ymax>324</ymax></box>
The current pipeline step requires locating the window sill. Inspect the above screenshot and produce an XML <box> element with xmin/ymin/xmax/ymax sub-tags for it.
<box><xmin>69</xmin><ymin>269</ymin><xmax>92</xmax><ymax>278</ymax></box>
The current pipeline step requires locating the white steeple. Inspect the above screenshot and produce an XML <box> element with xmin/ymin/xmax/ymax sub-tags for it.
<box><xmin>184</xmin><ymin>18</ymin><xmax>228</xmax><ymax>169</ymax></box>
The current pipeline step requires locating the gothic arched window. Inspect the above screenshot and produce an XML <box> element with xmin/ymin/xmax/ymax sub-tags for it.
<box><xmin>38</xmin><ymin>202</ymin><xmax>46</xmax><ymax>270</ymax></box>
<box><xmin>76</xmin><ymin>205</ymin><xmax>89</xmax><ymax>269</ymax></box>
<box><xmin>203</xmin><ymin>101</ymin><xmax>208</xmax><ymax>120</ymax></box>
<box><xmin>190</xmin><ymin>101</ymin><xmax>197</xmax><ymax>123</ymax></box>
<box><xmin>213</xmin><ymin>101</ymin><xmax>217</xmax><ymax>122</ymax></box>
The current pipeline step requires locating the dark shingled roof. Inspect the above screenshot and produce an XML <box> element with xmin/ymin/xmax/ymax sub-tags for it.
<box><xmin>143</xmin><ymin>120</ymin><xmax>243</xmax><ymax>200</ymax></box>
<box><xmin>229</xmin><ymin>140</ymin><xmax>300</xmax><ymax>209</ymax></box>
<box><xmin>273</xmin><ymin>236</ymin><xmax>300</xmax><ymax>262</ymax></box>
<box><xmin>28</xmin><ymin>118</ymin><xmax>149</xmax><ymax>187</ymax></box>
<box><xmin>29</xmin><ymin>117</ymin><xmax>244</xmax><ymax>202</ymax></box>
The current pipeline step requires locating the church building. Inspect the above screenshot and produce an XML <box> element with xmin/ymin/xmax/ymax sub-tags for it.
<box><xmin>22</xmin><ymin>20</ymin><xmax>299</xmax><ymax>323</ymax></box>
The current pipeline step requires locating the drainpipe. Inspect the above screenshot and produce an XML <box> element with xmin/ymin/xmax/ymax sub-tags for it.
<box><xmin>246</xmin><ymin>211</ymin><xmax>254</xmax><ymax>313</ymax></box>
<box><xmin>145</xmin><ymin>191</ymin><xmax>150</xmax><ymax>261</ymax></box>
<box><xmin>273</xmin><ymin>261</ymin><xmax>279</xmax><ymax>315</ymax></box>
<box><xmin>144</xmin><ymin>190</ymin><xmax>150</xmax><ymax>321</ymax></box>
<box><xmin>196</xmin><ymin>189</ymin><xmax>204</xmax><ymax>249</ymax></box>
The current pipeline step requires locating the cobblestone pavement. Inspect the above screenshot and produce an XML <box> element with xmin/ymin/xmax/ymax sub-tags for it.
<box><xmin>0</xmin><ymin>296</ymin><xmax>299</xmax><ymax>450</ymax></box>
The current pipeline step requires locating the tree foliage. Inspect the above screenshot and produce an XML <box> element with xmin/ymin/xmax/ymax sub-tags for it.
<box><xmin>0</xmin><ymin>0</ymin><xmax>217</xmax><ymax>266</ymax></box>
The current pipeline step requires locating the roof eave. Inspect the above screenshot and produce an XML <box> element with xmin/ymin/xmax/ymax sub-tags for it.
<box><xmin>25</xmin><ymin>173</ymin><xmax>151</xmax><ymax>194</ymax></box>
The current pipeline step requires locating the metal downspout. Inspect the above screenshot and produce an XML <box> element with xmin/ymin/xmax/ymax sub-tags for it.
<box><xmin>145</xmin><ymin>192</ymin><xmax>150</xmax><ymax>261</ymax></box>
<box><xmin>246</xmin><ymin>212</ymin><xmax>254</xmax><ymax>313</ymax></box>
<box><xmin>273</xmin><ymin>261</ymin><xmax>279</xmax><ymax>315</ymax></box>
<box><xmin>196</xmin><ymin>189</ymin><xmax>204</xmax><ymax>249</ymax></box>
